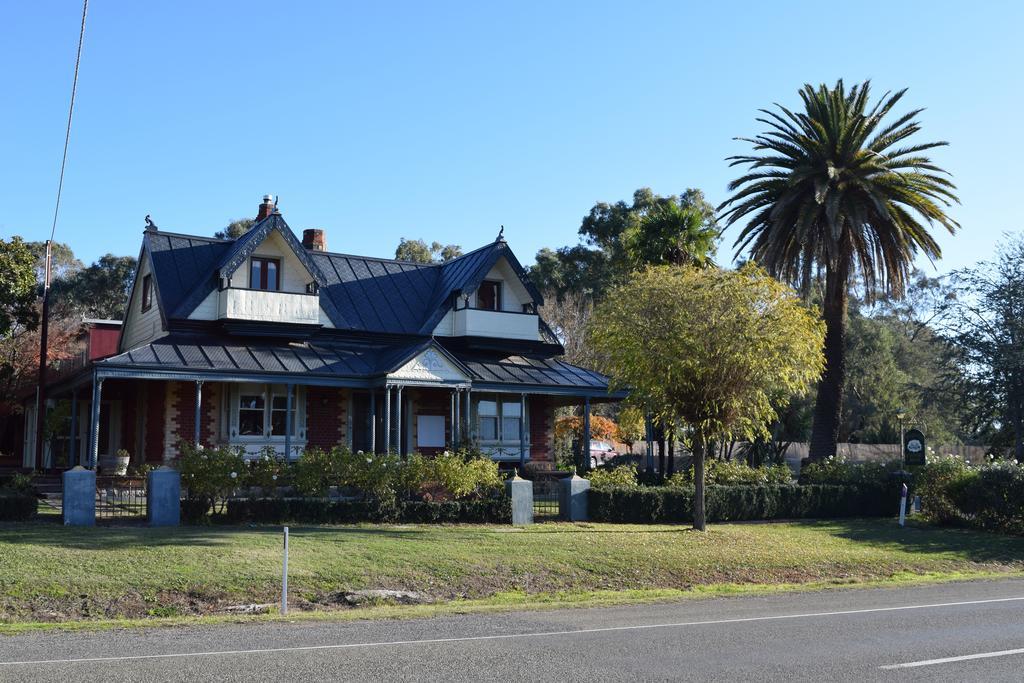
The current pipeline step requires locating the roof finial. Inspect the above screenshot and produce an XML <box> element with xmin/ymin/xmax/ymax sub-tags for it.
<box><xmin>144</xmin><ymin>214</ymin><xmax>158</xmax><ymax>231</ymax></box>
<box><xmin>496</xmin><ymin>225</ymin><xmax>505</xmax><ymax>243</ymax></box>
<box><xmin>272</xmin><ymin>195</ymin><xmax>281</xmax><ymax>215</ymax></box>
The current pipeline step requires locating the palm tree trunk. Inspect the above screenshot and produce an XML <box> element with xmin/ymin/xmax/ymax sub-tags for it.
<box><xmin>808</xmin><ymin>261</ymin><xmax>850</xmax><ymax>461</ymax></box>
<box><xmin>692</xmin><ymin>433</ymin><xmax>706</xmax><ymax>531</ymax></box>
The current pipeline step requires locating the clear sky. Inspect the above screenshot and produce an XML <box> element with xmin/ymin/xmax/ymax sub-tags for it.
<box><xmin>3</xmin><ymin>0</ymin><xmax>1021</xmax><ymax>275</ymax></box>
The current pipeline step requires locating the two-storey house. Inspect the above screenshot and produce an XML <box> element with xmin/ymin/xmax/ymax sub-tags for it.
<box><xmin>23</xmin><ymin>196</ymin><xmax>621</xmax><ymax>470</ymax></box>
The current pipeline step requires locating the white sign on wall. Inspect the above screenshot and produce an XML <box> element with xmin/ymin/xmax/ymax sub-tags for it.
<box><xmin>417</xmin><ymin>415</ymin><xmax>446</xmax><ymax>448</ymax></box>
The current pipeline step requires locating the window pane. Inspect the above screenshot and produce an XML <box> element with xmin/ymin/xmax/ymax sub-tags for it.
<box><xmin>503</xmin><ymin>418</ymin><xmax>520</xmax><ymax>441</ymax></box>
<box><xmin>478</xmin><ymin>400</ymin><xmax>497</xmax><ymax>416</ymax></box>
<box><xmin>271</xmin><ymin>410</ymin><xmax>288</xmax><ymax>435</ymax></box>
<box><xmin>239</xmin><ymin>410</ymin><xmax>263</xmax><ymax>436</ymax></box>
<box><xmin>479</xmin><ymin>416</ymin><xmax>498</xmax><ymax>440</ymax></box>
<box><xmin>272</xmin><ymin>396</ymin><xmax>288</xmax><ymax>410</ymax></box>
<box><xmin>250</xmin><ymin>261</ymin><xmax>262</xmax><ymax>288</ymax></box>
<box><xmin>267</xmin><ymin>261</ymin><xmax>278</xmax><ymax>290</ymax></box>
<box><xmin>239</xmin><ymin>394</ymin><xmax>264</xmax><ymax>436</ymax></box>
<box><xmin>502</xmin><ymin>401</ymin><xmax>521</xmax><ymax>418</ymax></box>
<box><xmin>477</xmin><ymin>281</ymin><xmax>499</xmax><ymax>310</ymax></box>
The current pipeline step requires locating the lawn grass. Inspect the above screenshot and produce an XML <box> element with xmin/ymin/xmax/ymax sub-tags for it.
<box><xmin>1</xmin><ymin>518</ymin><xmax>1022</xmax><ymax>632</ymax></box>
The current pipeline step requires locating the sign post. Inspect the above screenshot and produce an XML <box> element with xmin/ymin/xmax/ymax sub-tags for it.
<box><xmin>281</xmin><ymin>526</ymin><xmax>289</xmax><ymax>616</ymax></box>
<box><xmin>898</xmin><ymin>484</ymin><xmax>908</xmax><ymax>527</ymax></box>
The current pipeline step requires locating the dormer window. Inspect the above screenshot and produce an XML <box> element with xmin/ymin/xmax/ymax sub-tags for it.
<box><xmin>477</xmin><ymin>280</ymin><xmax>501</xmax><ymax>311</ymax></box>
<box><xmin>250</xmin><ymin>257</ymin><xmax>280</xmax><ymax>291</ymax></box>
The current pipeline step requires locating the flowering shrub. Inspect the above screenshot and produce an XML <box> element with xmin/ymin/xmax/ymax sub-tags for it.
<box><xmin>245</xmin><ymin>447</ymin><xmax>291</xmax><ymax>490</ymax></box>
<box><xmin>588</xmin><ymin>464</ymin><xmax>640</xmax><ymax>490</ymax></box>
<box><xmin>292</xmin><ymin>448</ymin><xmax>501</xmax><ymax>501</ymax></box>
<box><xmin>668</xmin><ymin>460</ymin><xmax>793</xmax><ymax>487</ymax></box>
<box><xmin>176</xmin><ymin>442</ymin><xmax>247</xmax><ymax>513</ymax></box>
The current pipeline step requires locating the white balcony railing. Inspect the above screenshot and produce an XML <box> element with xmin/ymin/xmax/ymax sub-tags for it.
<box><xmin>218</xmin><ymin>289</ymin><xmax>320</xmax><ymax>325</ymax></box>
<box><xmin>453</xmin><ymin>308</ymin><xmax>538</xmax><ymax>340</ymax></box>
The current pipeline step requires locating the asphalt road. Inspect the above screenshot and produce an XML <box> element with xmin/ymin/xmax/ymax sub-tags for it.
<box><xmin>3</xmin><ymin>579</ymin><xmax>1024</xmax><ymax>681</ymax></box>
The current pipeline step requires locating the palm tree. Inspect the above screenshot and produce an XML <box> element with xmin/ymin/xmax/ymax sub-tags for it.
<box><xmin>719</xmin><ymin>80</ymin><xmax>959</xmax><ymax>461</ymax></box>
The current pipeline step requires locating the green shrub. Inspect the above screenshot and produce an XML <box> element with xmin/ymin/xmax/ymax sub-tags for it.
<box><xmin>180</xmin><ymin>498</ymin><xmax>211</xmax><ymax>525</ymax></box>
<box><xmin>244</xmin><ymin>447</ymin><xmax>291</xmax><ymax>490</ymax></box>
<box><xmin>589</xmin><ymin>465</ymin><xmax>640</xmax><ymax>490</ymax></box>
<box><xmin>589</xmin><ymin>483</ymin><xmax>893</xmax><ymax>524</ymax></box>
<box><xmin>937</xmin><ymin>459</ymin><xmax>1024</xmax><ymax>532</ymax></box>
<box><xmin>915</xmin><ymin>453</ymin><xmax>975</xmax><ymax>525</ymax></box>
<box><xmin>4</xmin><ymin>472</ymin><xmax>35</xmax><ymax>494</ymax></box>
<box><xmin>0</xmin><ymin>491</ymin><xmax>37</xmax><ymax>521</ymax></box>
<box><xmin>668</xmin><ymin>461</ymin><xmax>793</xmax><ymax>487</ymax></box>
<box><xmin>799</xmin><ymin>456</ymin><xmax>904</xmax><ymax>487</ymax></box>
<box><xmin>176</xmin><ymin>442</ymin><xmax>247</xmax><ymax>513</ymax></box>
<box><xmin>223</xmin><ymin>495</ymin><xmax>510</xmax><ymax>525</ymax></box>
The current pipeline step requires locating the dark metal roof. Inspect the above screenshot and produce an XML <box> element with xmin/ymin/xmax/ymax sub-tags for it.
<box><xmin>144</xmin><ymin>218</ymin><xmax>542</xmax><ymax>338</ymax></box>
<box><xmin>100</xmin><ymin>336</ymin><xmax>381</xmax><ymax>380</ymax></box>
<box><xmin>144</xmin><ymin>231</ymin><xmax>232</xmax><ymax>319</ymax></box>
<box><xmin>311</xmin><ymin>251</ymin><xmax>440</xmax><ymax>334</ymax></box>
<box><xmin>456</xmin><ymin>353</ymin><xmax>613</xmax><ymax>391</ymax></box>
<box><xmin>96</xmin><ymin>336</ymin><xmax>613</xmax><ymax>395</ymax></box>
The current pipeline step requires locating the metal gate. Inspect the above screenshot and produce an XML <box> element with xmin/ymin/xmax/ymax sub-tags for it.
<box><xmin>94</xmin><ymin>476</ymin><xmax>147</xmax><ymax>521</ymax></box>
<box><xmin>527</xmin><ymin>472</ymin><xmax>564</xmax><ymax>521</ymax></box>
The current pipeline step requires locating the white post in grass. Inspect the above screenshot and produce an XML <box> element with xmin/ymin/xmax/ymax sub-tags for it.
<box><xmin>281</xmin><ymin>526</ymin><xmax>289</xmax><ymax>615</ymax></box>
<box><xmin>897</xmin><ymin>481</ymin><xmax>905</xmax><ymax>528</ymax></box>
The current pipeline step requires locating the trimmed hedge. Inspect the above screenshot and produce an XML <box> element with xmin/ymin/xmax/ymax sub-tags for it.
<box><xmin>222</xmin><ymin>495</ymin><xmax>511</xmax><ymax>525</ymax></box>
<box><xmin>0</xmin><ymin>491</ymin><xmax>37</xmax><ymax>521</ymax></box>
<box><xmin>590</xmin><ymin>484</ymin><xmax>895</xmax><ymax>523</ymax></box>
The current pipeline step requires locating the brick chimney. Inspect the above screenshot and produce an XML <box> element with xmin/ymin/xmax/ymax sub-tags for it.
<box><xmin>256</xmin><ymin>194</ymin><xmax>275</xmax><ymax>221</ymax></box>
<box><xmin>302</xmin><ymin>228</ymin><xmax>327</xmax><ymax>251</ymax></box>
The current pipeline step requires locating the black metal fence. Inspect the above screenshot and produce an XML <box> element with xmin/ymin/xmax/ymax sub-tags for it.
<box><xmin>94</xmin><ymin>476</ymin><xmax>147</xmax><ymax>521</ymax></box>
<box><xmin>526</xmin><ymin>472</ymin><xmax>566</xmax><ymax>521</ymax></box>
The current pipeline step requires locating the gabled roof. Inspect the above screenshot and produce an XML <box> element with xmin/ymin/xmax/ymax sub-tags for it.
<box><xmin>141</xmin><ymin>216</ymin><xmax>546</xmax><ymax>338</ymax></box>
<box><xmin>417</xmin><ymin>238</ymin><xmax>544</xmax><ymax>335</ymax></box>
<box><xmin>145</xmin><ymin>230</ymin><xmax>233</xmax><ymax>319</ymax></box>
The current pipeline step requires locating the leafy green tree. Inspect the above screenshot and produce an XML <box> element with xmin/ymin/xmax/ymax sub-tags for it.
<box><xmin>0</xmin><ymin>237</ymin><xmax>39</xmax><ymax>338</ymax></box>
<box><xmin>395</xmin><ymin>238</ymin><xmax>462</xmax><ymax>263</ymax></box>
<box><xmin>26</xmin><ymin>241</ymin><xmax>81</xmax><ymax>284</ymax></box>
<box><xmin>531</xmin><ymin>188</ymin><xmax>719</xmax><ymax>301</ymax></box>
<box><xmin>589</xmin><ymin>265</ymin><xmax>824</xmax><ymax>529</ymax></box>
<box><xmin>52</xmin><ymin>254</ymin><xmax>138</xmax><ymax>320</ymax></box>
<box><xmin>214</xmin><ymin>218</ymin><xmax>254</xmax><ymax>240</ymax></box>
<box><xmin>942</xmin><ymin>235</ymin><xmax>1024</xmax><ymax>458</ymax></box>
<box><xmin>616</xmin><ymin>405</ymin><xmax>646</xmax><ymax>452</ymax></box>
<box><xmin>720</xmin><ymin>80</ymin><xmax>959</xmax><ymax>462</ymax></box>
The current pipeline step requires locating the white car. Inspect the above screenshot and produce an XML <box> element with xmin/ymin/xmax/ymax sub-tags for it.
<box><xmin>589</xmin><ymin>440</ymin><xmax>618</xmax><ymax>469</ymax></box>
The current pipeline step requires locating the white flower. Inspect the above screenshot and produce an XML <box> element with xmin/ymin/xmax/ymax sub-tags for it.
<box><xmin>1015</xmin><ymin>460</ymin><xmax>1020</xmax><ymax>465</ymax></box>
<box><xmin>366</xmin><ymin>458</ymin><xmax>372</xmax><ymax>464</ymax></box>
<box><xmin>357</xmin><ymin>450</ymin><xmax>364</xmax><ymax>455</ymax></box>
<box><xmin>272</xmin><ymin>475</ymin><xmax>278</xmax><ymax>481</ymax></box>
<box><xmin>230</xmin><ymin>471</ymin><xmax>237</xmax><ymax>479</ymax></box>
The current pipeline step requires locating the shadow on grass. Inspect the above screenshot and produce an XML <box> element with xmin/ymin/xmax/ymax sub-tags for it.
<box><xmin>789</xmin><ymin>518</ymin><xmax>1024</xmax><ymax>563</ymax></box>
<box><xmin>0</xmin><ymin>520</ymin><xmax>439</xmax><ymax>549</ymax></box>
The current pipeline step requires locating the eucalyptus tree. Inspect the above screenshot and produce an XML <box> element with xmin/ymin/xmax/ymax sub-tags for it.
<box><xmin>719</xmin><ymin>80</ymin><xmax>959</xmax><ymax>461</ymax></box>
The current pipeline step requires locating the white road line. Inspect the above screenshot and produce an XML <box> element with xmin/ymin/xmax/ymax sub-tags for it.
<box><xmin>881</xmin><ymin>647</ymin><xmax>1024</xmax><ymax>669</ymax></box>
<box><xmin>2</xmin><ymin>595</ymin><xmax>1024</xmax><ymax>667</ymax></box>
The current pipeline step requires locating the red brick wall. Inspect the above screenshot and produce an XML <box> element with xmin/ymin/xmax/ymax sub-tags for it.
<box><xmin>170</xmin><ymin>381</ymin><xmax>217</xmax><ymax>449</ymax></box>
<box><xmin>306</xmin><ymin>387</ymin><xmax>346</xmax><ymax>449</ymax></box>
<box><xmin>144</xmin><ymin>381</ymin><xmax>165</xmax><ymax>462</ymax></box>
<box><xmin>529</xmin><ymin>395</ymin><xmax>554</xmax><ymax>463</ymax></box>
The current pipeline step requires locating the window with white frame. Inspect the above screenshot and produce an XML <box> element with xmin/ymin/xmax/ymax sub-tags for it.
<box><xmin>474</xmin><ymin>394</ymin><xmax>526</xmax><ymax>444</ymax></box>
<box><xmin>228</xmin><ymin>383</ymin><xmax>305</xmax><ymax>442</ymax></box>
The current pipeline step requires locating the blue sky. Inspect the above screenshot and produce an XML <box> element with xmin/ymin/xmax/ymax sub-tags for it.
<box><xmin>3</xmin><ymin>1</ymin><xmax>1021</xmax><ymax>275</ymax></box>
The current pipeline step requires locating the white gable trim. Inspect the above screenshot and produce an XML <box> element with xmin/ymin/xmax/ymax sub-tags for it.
<box><xmin>388</xmin><ymin>347</ymin><xmax>470</xmax><ymax>384</ymax></box>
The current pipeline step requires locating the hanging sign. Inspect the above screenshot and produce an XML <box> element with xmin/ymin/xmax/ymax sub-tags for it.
<box><xmin>904</xmin><ymin>428</ymin><xmax>926</xmax><ymax>466</ymax></box>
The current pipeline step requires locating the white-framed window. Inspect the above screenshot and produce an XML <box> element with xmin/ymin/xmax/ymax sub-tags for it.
<box><xmin>226</xmin><ymin>384</ymin><xmax>306</xmax><ymax>457</ymax></box>
<box><xmin>474</xmin><ymin>394</ymin><xmax>527</xmax><ymax>444</ymax></box>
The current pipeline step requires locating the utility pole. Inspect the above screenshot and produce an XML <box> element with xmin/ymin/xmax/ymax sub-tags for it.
<box><xmin>34</xmin><ymin>241</ymin><xmax>52</xmax><ymax>471</ymax></box>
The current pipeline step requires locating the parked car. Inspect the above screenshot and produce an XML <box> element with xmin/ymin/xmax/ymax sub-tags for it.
<box><xmin>588</xmin><ymin>440</ymin><xmax>619</xmax><ymax>468</ymax></box>
<box><xmin>597</xmin><ymin>452</ymin><xmax>643</xmax><ymax>470</ymax></box>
